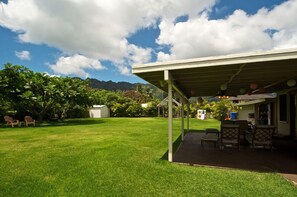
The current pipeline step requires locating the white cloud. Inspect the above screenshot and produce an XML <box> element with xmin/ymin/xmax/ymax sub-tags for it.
<box><xmin>49</xmin><ymin>54</ymin><xmax>106</xmax><ymax>78</ymax></box>
<box><xmin>156</xmin><ymin>0</ymin><xmax>297</xmax><ymax>61</ymax></box>
<box><xmin>111</xmin><ymin>40</ymin><xmax>153</xmax><ymax>75</ymax></box>
<box><xmin>157</xmin><ymin>51</ymin><xmax>176</xmax><ymax>62</ymax></box>
<box><xmin>2</xmin><ymin>0</ymin><xmax>296</xmax><ymax>75</ymax></box>
<box><xmin>0</xmin><ymin>0</ymin><xmax>216</xmax><ymax>76</ymax></box>
<box><xmin>115</xmin><ymin>64</ymin><xmax>131</xmax><ymax>76</ymax></box>
<box><xmin>15</xmin><ymin>50</ymin><xmax>30</xmax><ymax>60</ymax></box>
<box><xmin>43</xmin><ymin>72</ymin><xmax>60</xmax><ymax>77</ymax></box>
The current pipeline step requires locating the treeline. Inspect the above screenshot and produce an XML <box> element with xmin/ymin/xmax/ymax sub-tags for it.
<box><xmin>0</xmin><ymin>63</ymin><xmax>160</xmax><ymax>122</ymax></box>
<box><xmin>0</xmin><ymin>64</ymin><xmax>237</xmax><ymax>122</ymax></box>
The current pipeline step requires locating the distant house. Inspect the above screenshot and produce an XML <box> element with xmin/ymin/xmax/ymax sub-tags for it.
<box><xmin>89</xmin><ymin>105</ymin><xmax>110</xmax><ymax>118</ymax></box>
<box><xmin>141</xmin><ymin>103</ymin><xmax>148</xmax><ymax>108</ymax></box>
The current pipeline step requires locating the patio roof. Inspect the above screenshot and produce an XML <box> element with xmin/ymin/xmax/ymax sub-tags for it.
<box><xmin>132</xmin><ymin>48</ymin><xmax>297</xmax><ymax>98</ymax></box>
<box><xmin>132</xmin><ymin>48</ymin><xmax>297</xmax><ymax>162</ymax></box>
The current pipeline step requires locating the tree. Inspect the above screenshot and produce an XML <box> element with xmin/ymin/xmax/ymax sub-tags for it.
<box><xmin>0</xmin><ymin>64</ymin><xmax>93</xmax><ymax>121</ymax></box>
<box><xmin>210</xmin><ymin>99</ymin><xmax>238</xmax><ymax>121</ymax></box>
<box><xmin>49</xmin><ymin>77</ymin><xmax>92</xmax><ymax>119</ymax></box>
<box><xmin>123</xmin><ymin>90</ymin><xmax>144</xmax><ymax>103</ymax></box>
<box><xmin>0</xmin><ymin>63</ymin><xmax>31</xmax><ymax>118</ymax></box>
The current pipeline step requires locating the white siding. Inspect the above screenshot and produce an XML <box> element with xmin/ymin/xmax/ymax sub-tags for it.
<box><xmin>89</xmin><ymin>105</ymin><xmax>110</xmax><ymax>118</ymax></box>
<box><xmin>237</xmin><ymin>105</ymin><xmax>255</xmax><ymax>124</ymax></box>
<box><xmin>277</xmin><ymin>92</ymin><xmax>290</xmax><ymax>135</ymax></box>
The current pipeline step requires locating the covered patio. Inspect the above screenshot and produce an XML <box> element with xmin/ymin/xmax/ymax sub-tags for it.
<box><xmin>174</xmin><ymin>132</ymin><xmax>297</xmax><ymax>184</ymax></box>
<box><xmin>132</xmin><ymin>48</ymin><xmax>297</xmax><ymax>182</ymax></box>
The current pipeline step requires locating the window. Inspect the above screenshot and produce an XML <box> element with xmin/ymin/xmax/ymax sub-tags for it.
<box><xmin>279</xmin><ymin>94</ymin><xmax>287</xmax><ymax>121</ymax></box>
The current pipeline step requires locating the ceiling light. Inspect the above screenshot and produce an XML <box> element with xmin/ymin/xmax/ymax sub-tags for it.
<box><xmin>220</xmin><ymin>84</ymin><xmax>227</xmax><ymax>91</ymax></box>
<box><xmin>250</xmin><ymin>83</ymin><xmax>258</xmax><ymax>90</ymax></box>
<box><xmin>239</xmin><ymin>88</ymin><xmax>246</xmax><ymax>94</ymax></box>
<box><xmin>287</xmin><ymin>79</ymin><xmax>296</xmax><ymax>87</ymax></box>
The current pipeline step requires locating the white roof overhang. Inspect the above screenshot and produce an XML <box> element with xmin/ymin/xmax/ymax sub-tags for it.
<box><xmin>227</xmin><ymin>93</ymin><xmax>277</xmax><ymax>101</ymax></box>
<box><xmin>235</xmin><ymin>99</ymin><xmax>266</xmax><ymax>106</ymax></box>
<box><xmin>132</xmin><ymin>48</ymin><xmax>297</xmax><ymax>98</ymax></box>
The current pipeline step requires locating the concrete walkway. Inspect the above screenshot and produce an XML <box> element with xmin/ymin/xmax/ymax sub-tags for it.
<box><xmin>173</xmin><ymin>132</ymin><xmax>297</xmax><ymax>185</ymax></box>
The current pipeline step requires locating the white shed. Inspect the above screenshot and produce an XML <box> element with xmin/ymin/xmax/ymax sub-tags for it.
<box><xmin>89</xmin><ymin>105</ymin><xmax>110</xmax><ymax>118</ymax></box>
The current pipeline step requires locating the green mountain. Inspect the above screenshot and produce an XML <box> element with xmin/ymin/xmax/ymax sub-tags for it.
<box><xmin>88</xmin><ymin>78</ymin><xmax>137</xmax><ymax>91</ymax></box>
<box><xmin>88</xmin><ymin>78</ymin><xmax>165</xmax><ymax>99</ymax></box>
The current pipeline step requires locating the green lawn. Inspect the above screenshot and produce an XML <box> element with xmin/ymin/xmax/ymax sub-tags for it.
<box><xmin>0</xmin><ymin>118</ymin><xmax>296</xmax><ymax>196</ymax></box>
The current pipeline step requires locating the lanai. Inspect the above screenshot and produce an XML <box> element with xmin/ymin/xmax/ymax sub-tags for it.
<box><xmin>132</xmin><ymin>48</ymin><xmax>297</xmax><ymax>162</ymax></box>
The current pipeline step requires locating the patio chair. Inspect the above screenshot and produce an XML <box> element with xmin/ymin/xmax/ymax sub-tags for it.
<box><xmin>201</xmin><ymin>128</ymin><xmax>220</xmax><ymax>148</ymax></box>
<box><xmin>4</xmin><ymin>116</ymin><xmax>19</xmax><ymax>127</ymax></box>
<box><xmin>220</xmin><ymin>124</ymin><xmax>240</xmax><ymax>150</ymax></box>
<box><xmin>248</xmin><ymin>125</ymin><xmax>275</xmax><ymax>151</ymax></box>
<box><xmin>24</xmin><ymin>116</ymin><xmax>36</xmax><ymax>126</ymax></box>
<box><xmin>234</xmin><ymin>120</ymin><xmax>249</xmax><ymax>140</ymax></box>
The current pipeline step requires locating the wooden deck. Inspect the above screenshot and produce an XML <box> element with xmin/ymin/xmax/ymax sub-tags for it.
<box><xmin>173</xmin><ymin>132</ymin><xmax>297</xmax><ymax>184</ymax></box>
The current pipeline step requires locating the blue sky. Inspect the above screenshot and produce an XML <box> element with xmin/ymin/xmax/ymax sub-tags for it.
<box><xmin>0</xmin><ymin>0</ymin><xmax>295</xmax><ymax>83</ymax></box>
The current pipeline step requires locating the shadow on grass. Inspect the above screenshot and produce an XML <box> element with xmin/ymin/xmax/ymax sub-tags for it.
<box><xmin>39</xmin><ymin>119</ymin><xmax>108</xmax><ymax>127</ymax></box>
<box><xmin>0</xmin><ymin>119</ymin><xmax>107</xmax><ymax>129</ymax></box>
<box><xmin>160</xmin><ymin>130</ymin><xmax>205</xmax><ymax>160</ymax></box>
<box><xmin>161</xmin><ymin>134</ymin><xmax>185</xmax><ymax>160</ymax></box>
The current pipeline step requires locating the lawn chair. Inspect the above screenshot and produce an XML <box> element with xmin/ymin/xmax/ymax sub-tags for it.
<box><xmin>24</xmin><ymin>116</ymin><xmax>36</xmax><ymax>126</ymax></box>
<box><xmin>220</xmin><ymin>124</ymin><xmax>240</xmax><ymax>150</ymax></box>
<box><xmin>4</xmin><ymin>116</ymin><xmax>20</xmax><ymax>127</ymax></box>
<box><xmin>248</xmin><ymin>125</ymin><xmax>275</xmax><ymax>151</ymax></box>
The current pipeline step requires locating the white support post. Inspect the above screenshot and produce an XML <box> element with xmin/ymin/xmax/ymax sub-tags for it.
<box><xmin>187</xmin><ymin>103</ymin><xmax>190</xmax><ymax>133</ymax></box>
<box><xmin>168</xmin><ymin>80</ymin><xmax>173</xmax><ymax>162</ymax></box>
<box><xmin>181</xmin><ymin>100</ymin><xmax>184</xmax><ymax>141</ymax></box>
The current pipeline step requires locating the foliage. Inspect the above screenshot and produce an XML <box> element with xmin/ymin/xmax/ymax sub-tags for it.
<box><xmin>123</xmin><ymin>90</ymin><xmax>144</xmax><ymax>103</ymax></box>
<box><xmin>90</xmin><ymin>87</ymin><xmax>159</xmax><ymax>117</ymax></box>
<box><xmin>142</xmin><ymin>100</ymin><xmax>158</xmax><ymax>117</ymax></box>
<box><xmin>1</xmin><ymin>63</ymin><xmax>239</xmax><ymax>120</ymax></box>
<box><xmin>189</xmin><ymin>97</ymin><xmax>238</xmax><ymax>120</ymax></box>
<box><xmin>0</xmin><ymin>64</ymin><xmax>92</xmax><ymax>121</ymax></box>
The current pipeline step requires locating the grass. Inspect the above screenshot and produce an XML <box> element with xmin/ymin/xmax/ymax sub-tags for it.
<box><xmin>0</xmin><ymin>118</ymin><xmax>296</xmax><ymax>196</ymax></box>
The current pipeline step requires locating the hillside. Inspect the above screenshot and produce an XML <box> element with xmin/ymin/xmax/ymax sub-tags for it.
<box><xmin>88</xmin><ymin>78</ymin><xmax>136</xmax><ymax>91</ymax></box>
<box><xmin>88</xmin><ymin>78</ymin><xmax>165</xmax><ymax>99</ymax></box>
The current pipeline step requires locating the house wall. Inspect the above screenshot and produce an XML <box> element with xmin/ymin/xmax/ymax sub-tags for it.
<box><xmin>237</xmin><ymin>105</ymin><xmax>255</xmax><ymax>124</ymax></box>
<box><xmin>295</xmin><ymin>96</ymin><xmax>297</xmax><ymax>139</ymax></box>
<box><xmin>276</xmin><ymin>90</ymin><xmax>290</xmax><ymax>136</ymax></box>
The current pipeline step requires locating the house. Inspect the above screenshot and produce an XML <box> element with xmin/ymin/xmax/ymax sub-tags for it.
<box><xmin>132</xmin><ymin>48</ymin><xmax>297</xmax><ymax>162</ymax></box>
<box><xmin>231</xmin><ymin>91</ymin><xmax>297</xmax><ymax>139</ymax></box>
<box><xmin>229</xmin><ymin>93</ymin><xmax>277</xmax><ymax>125</ymax></box>
<box><xmin>89</xmin><ymin>105</ymin><xmax>110</xmax><ymax>118</ymax></box>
